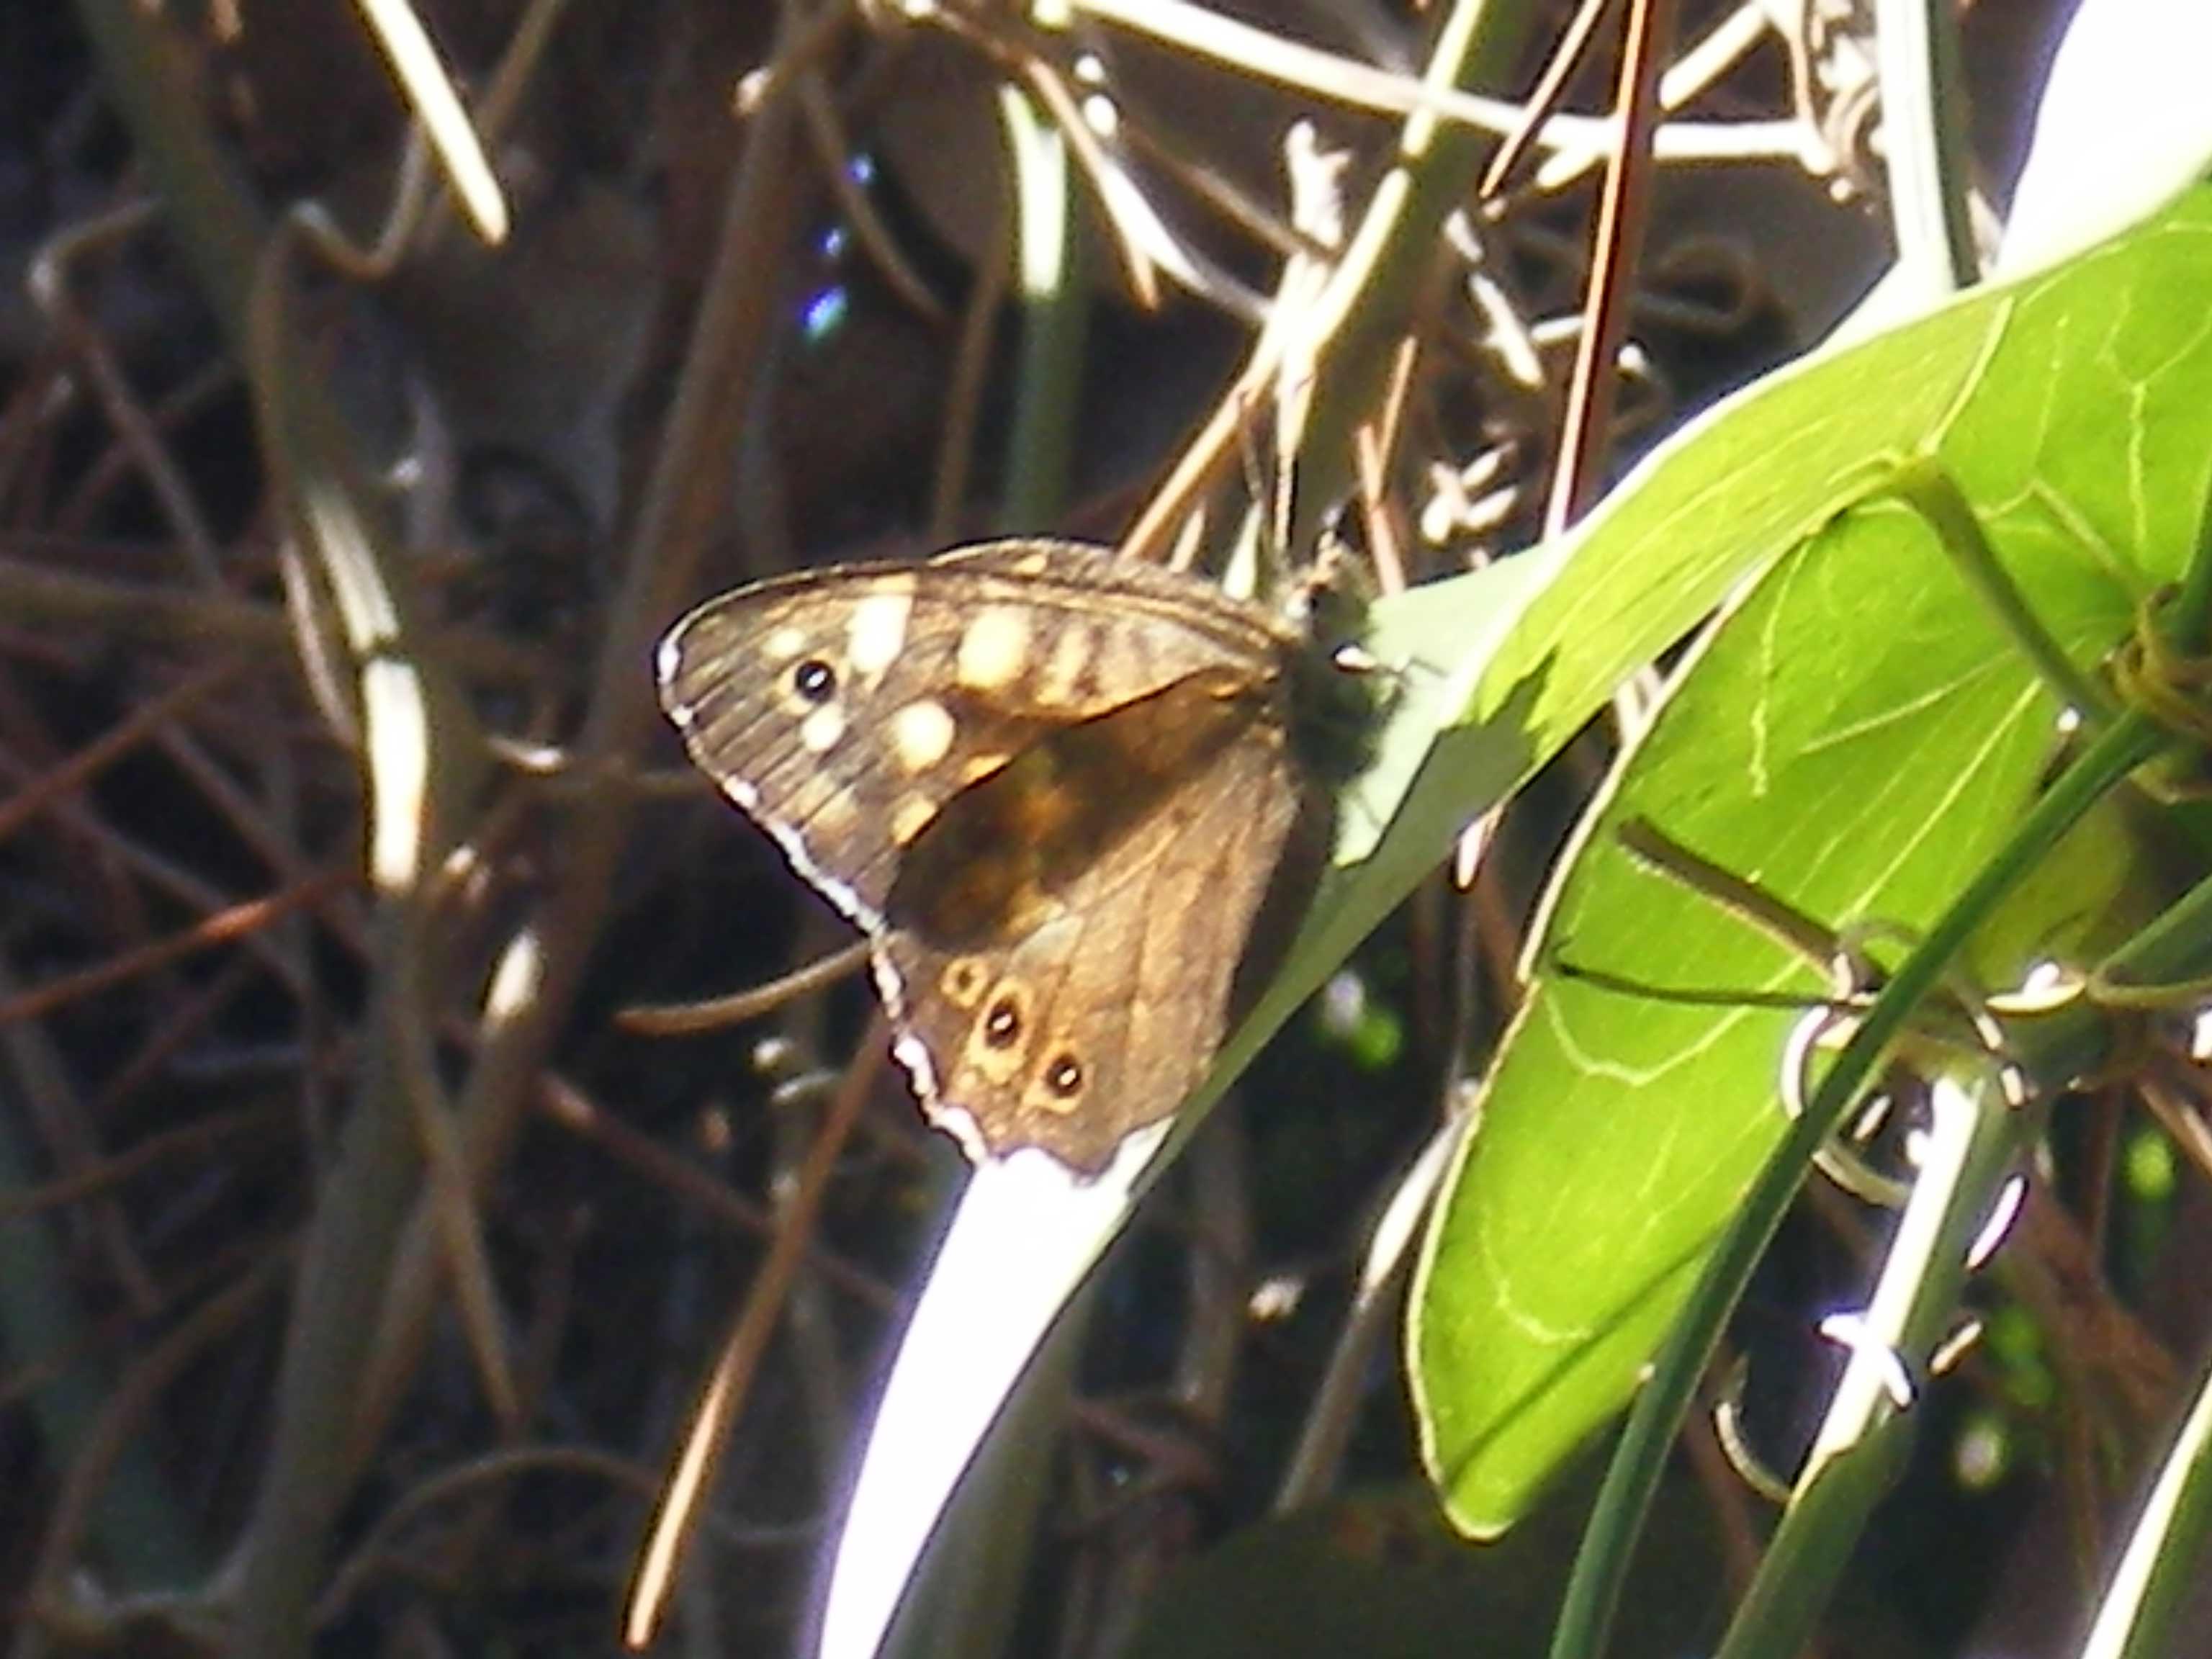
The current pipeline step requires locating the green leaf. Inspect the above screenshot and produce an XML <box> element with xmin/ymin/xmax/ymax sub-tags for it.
<box><xmin>1411</xmin><ymin>186</ymin><xmax>2212</xmax><ymax>1535</ymax></box>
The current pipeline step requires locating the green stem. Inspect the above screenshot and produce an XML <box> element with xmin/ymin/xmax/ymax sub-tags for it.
<box><xmin>996</xmin><ymin>86</ymin><xmax>1086</xmax><ymax>534</ymax></box>
<box><xmin>1881</xmin><ymin>457</ymin><xmax>2115</xmax><ymax>724</ymax></box>
<box><xmin>2082</xmin><ymin>1341</ymin><xmax>2212</xmax><ymax>1659</ymax></box>
<box><xmin>1713</xmin><ymin>1066</ymin><xmax>2036</xmax><ymax>1659</ymax></box>
<box><xmin>2092</xmin><ymin>861</ymin><xmax>2212</xmax><ymax>1003</ymax></box>
<box><xmin>2075</xmin><ymin>464</ymin><xmax>2212</xmax><ymax>1002</ymax></box>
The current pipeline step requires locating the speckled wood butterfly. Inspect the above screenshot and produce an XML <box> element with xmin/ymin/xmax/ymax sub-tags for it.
<box><xmin>656</xmin><ymin>539</ymin><xmax>1384</xmax><ymax>1174</ymax></box>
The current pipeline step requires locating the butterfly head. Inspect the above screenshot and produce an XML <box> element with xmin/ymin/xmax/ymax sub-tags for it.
<box><xmin>1283</xmin><ymin>610</ymin><xmax>1391</xmax><ymax>789</ymax></box>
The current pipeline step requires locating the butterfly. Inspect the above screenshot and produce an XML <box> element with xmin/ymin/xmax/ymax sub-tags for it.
<box><xmin>655</xmin><ymin>539</ymin><xmax>1384</xmax><ymax>1175</ymax></box>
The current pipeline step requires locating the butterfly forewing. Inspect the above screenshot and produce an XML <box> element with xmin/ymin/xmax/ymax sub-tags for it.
<box><xmin>657</xmin><ymin>543</ymin><xmax>1292</xmax><ymax>930</ymax></box>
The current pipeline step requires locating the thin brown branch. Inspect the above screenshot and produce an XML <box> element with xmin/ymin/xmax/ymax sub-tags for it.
<box><xmin>0</xmin><ymin>868</ymin><xmax>352</xmax><ymax>1029</ymax></box>
<box><xmin>0</xmin><ymin>661</ymin><xmax>241</xmax><ymax>846</ymax></box>
<box><xmin>624</xmin><ymin>1028</ymin><xmax>887</xmax><ymax>1646</ymax></box>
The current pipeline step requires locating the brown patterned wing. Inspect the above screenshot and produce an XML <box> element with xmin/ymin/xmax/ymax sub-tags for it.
<box><xmin>872</xmin><ymin>674</ymin><xmax>1321</xmax><ymax>1174</ymax></box>
<box><xmin>655</xmin><ymin>541</ymin><xmax>1291</xmax><ymax>933</ymax></box>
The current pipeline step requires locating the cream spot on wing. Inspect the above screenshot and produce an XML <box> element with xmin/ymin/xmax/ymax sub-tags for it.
<box><xmin>889</xmin><ymin>699</ymin><xmax>956</xmax><ymax>771</ymax></box>
<box><xmin>846</xmin><ymin>585</ymin><xmax>914</xmax><ymax>688</ymax></box>
<box><xmin>762</xmin><ymin>624</ymin><xmax>809</xmax><ymax>665</ymax></box>
<box><xmin>891</xmin><ymin>794</ymin><xmax>935</xmax><ymax>846</ymax></box>
<box><xmin>1009</xmin><ymin>549</ymin><xmax>1052</xmax><ymax>576</ymax></box>
<box><xmin>958</xmin><ymin>750</ymin><xmax>1012</xmax><ymax>785</ymax></box>
<box><xmin>1035</xmin><ymin>624</ymin><xmax>1093</xmax><ymax>705</ymax></box>
<box><xmin>799</xmin><ymin>703</ymin><xmax>846</xmax><ymax>753</ymax></box>
<box><xmin>957</xmin><ymin>609</ymin><xmax>1030</xmax><ymax>690</ymax></box>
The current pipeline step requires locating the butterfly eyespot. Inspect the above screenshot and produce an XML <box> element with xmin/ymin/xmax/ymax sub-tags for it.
<box><xmin>983</xmin><ymin>997</ymin><xmax>1022</xmax><ymax>1048</ymax></box>
<box><xmin>792</xmin><ymin>659</ymin><xmax>837</xmax><ymax>703</ymax></box>
<box><xmin>1044</xmin><ymin>1054</ymin><xmax>1083</xmax><ymax>1097</ymax></box>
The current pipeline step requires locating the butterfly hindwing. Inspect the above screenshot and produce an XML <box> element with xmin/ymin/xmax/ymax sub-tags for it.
<box><xmin>877</xmin><ymin>696</ymin><xmax>1312</xmax><ymax>1171</ymax></box>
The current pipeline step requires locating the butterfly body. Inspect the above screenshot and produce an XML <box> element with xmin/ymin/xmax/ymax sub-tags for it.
<box><xmin>657</xmin><ymin>540</ymin><xmax>1380</xmax><ymax>1173</ymax></box>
